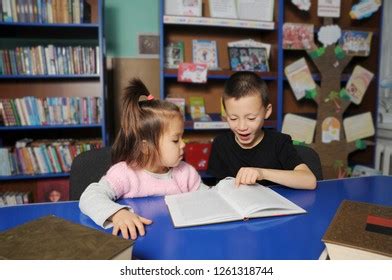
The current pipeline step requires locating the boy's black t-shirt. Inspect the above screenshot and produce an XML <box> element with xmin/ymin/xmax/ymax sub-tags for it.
<box><xmin>207</xmin><ymin>129</ymin><xmax>304</xmax><ymax>185</ymax></box>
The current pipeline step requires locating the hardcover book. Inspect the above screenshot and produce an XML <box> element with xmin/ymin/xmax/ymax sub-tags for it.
<box><xmin>192</xmin><ymin>40</ymin><xmax>219</xmax><ymax>69</ymax></box>
<box><xmin>322</xmin><ymin>200</ymin><xmax>392</xmax><ymax>259</ymax></box>
<box><xmin>0</xmin><ymin>215</ymin><xmax>133</xmax><ymax>260</ymax></box>
<box><xmin>165</xmin><ymin>0</ymin><xmax>202</xmax><ymax>16</ymax></box>
<box><xmin>165</xmin><ymin>177</ymin><xmax>306</xmax><ymax>228</ymax></box>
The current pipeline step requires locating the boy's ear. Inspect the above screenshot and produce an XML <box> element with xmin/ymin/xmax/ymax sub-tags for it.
<box><xmin>264</xmin><ymin>104</ymin><xmax>272</xmax><ymax>119</ymax></box>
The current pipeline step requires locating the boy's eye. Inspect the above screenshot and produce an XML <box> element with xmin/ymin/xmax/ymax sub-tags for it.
<box><xmin>173</xmin><ymin>139</ymin><xmax>179</xmax><ymax>143</ymax></box>
<box><xmin>248</xmin><ymin>118</ymin><xmax>256</xmax><ymax>121</ymax></box>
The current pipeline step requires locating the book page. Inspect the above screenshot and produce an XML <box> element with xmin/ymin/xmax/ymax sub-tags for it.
<box><xmin>343</xmin><ymin>112</ymin><xmax>375</xmax><ymax>142</ymax></box>
<box><xmin>165</xmin><ymin>189</ymin><xmax>240</xmax><ymax>227</ymax></box>
<box><xmin>216</xmin><ymin>178</ymin><xmax>306</xmax><ymax>218</ymax></box>
<box><xmin>236</xmin><ymin>0</ymin><xmax>274</xmax><ymax>22</ymax></box>
<box><xmin>209</xmin><ymin>0</ymin><xmax>238</xmax><ymax>19</ymax></box>
<box><xmin>282</xmin><ymin>113</ymin><xmax>316</xmax><ymax>144</ymax></box>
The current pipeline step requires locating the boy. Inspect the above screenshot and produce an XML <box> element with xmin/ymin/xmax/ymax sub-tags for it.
<box><xmin>208</xmin><ymin>71</ymin><xmax>316</xmax><ymax>189</ymax></box>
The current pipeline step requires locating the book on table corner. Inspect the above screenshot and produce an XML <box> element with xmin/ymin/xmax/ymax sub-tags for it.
<box><xmin>165</xmin><ymin>177</ymin><xmax>306</xmax><ymax>228</ymax></box>
<box><xmin>0</xmin><ymin>215</ymin><xmax>133</xmax><ymax>260</ymax></box>
<box><xmin>322</xmin><ymin>200</ymin><xmax>392</xmax><ymax>260</ymax></box>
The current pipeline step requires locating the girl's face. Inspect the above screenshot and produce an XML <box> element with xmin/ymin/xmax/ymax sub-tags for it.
<box><xmin>225</xmin><ymin>94</ymin><xmax>272</xmax><ymax>149</ymax></box>
<box><xmin>151</xmin><ymin>116</ymin><xmax>185</xmax><ymax>173</ymax></box>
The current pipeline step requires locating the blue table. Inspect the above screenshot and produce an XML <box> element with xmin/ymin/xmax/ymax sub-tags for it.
<box><xmin>1</xmin><ymin>176</ymin><xmax>391</xmax><ymax>260</ymax></box>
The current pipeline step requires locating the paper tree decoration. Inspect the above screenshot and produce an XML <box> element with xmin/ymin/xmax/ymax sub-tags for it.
<box><xmin>285</xmin><ymin>18</ymin><xmax>376</xmax><ymax>179</ymax></box>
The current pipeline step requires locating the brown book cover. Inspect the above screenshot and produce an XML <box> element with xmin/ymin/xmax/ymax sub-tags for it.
<box><xmin>0</xmin><ymin>215</ymin><xmax>133</xmax><ymax>260</ymax></box>
<box><xmin>322</xmin><ymin>200</ymin><xmax>392</xmax><ymax>259</ymax></box>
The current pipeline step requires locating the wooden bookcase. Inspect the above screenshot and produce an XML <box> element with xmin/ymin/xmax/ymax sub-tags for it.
<box><xmin>159</xmin><ymin>0</ymin><xmax>382</xmax><ymax>178</ymax></box>
<box><xmin>0</xmin><ymin>0</ymin><xmax>108</xmax><ymax>202</ymax></box>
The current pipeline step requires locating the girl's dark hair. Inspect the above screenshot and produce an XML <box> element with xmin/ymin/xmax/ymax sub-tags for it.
<box><xmin>112</xmin><ymin>78</ymin><xmax>182</xmax><ymax>167</ymax></box>
<box><xmin>223</xmin><ymin>71</ymin><xmax>270</xmax><ymax>107</ymax></box>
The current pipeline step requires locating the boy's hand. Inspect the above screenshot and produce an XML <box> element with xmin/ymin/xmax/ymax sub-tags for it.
<box><xmin>111</xmin><ymin>209</ymin><xmax>152</xmax><ymax>240</ymax></box>
<box><xmin>235</xmin><ymin>167</ymin><xmax>263</xmax><ymax>187</ymax></box>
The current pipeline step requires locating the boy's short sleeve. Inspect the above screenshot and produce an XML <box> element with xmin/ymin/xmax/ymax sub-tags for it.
<box><xmin>277</xmin><ymin>134</ymin><xmax>304</xmax><ymax>170</ymax></box>
<box><xmin>207</xmin><ymin>137</ymin><xmax>230</xmax><ymax>180</ymax></box>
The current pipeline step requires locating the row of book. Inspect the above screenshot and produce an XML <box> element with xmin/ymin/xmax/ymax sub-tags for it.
<box><xmin>0</xmin><ymin>0</ymin><xmax>91</xmax><ymax>24</ymax></box>
<box><xmin>0</xmin><ymin>191</ymin><xmax>31</xmax><ymax>207</ymax></box>
<box><xmin>165</xmin><ymin>39</ymin><xmax>270</xmax><ymax>72</ymax></box>
<box><xmin>0</xmin><ymin>96</ymin><xmax>102</xmax><ymax>126</ymax></box>
<box><xmin>0</xmin><ymin>138</ymin><xmax>102</xmax><ymax>176</ymax></box>
<box><xmin>0</xmin><ymin>45</ymin><xmax>100</xmax><ymax>76</ymax></box>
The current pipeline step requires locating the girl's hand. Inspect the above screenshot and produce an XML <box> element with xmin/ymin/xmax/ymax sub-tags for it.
<box><xmin>111</xmin><ymin>209</ymin><xmax>152</xmax><ymax>240</ymax></box>
<box><xmin>235</xmin><ymin>167</ymin><xmax>263</xmax><ymax>187</ymax></box>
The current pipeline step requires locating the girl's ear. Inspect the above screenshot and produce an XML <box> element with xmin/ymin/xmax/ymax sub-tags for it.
<box><xmin>141</xmin><ymin>140</ymin><xmax>149</xmax><ymax>154</ymax></box>
<box><xmin>264</xmin><ymin>104</ymin><xmax>272</xmax><ymax>119</ymax></box>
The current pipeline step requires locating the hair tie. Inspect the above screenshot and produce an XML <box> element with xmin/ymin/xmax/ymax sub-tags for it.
<box><xmin>147</xmin><ymin>94</ymin><xmax>155</xmax><ymax>101</ymax></box>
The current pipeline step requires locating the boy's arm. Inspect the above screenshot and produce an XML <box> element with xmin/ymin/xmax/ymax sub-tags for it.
<box><xmin>259</xmin><ymin>163</ymin><xmax>317</xmax><ymax>190</ymax></box>
<box><xmin>79</xmin><ymin>177</ymin><xmax>133</xmax><ymax>228</ymax></box>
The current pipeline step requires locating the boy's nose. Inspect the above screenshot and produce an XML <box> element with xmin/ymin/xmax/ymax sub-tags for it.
<box><xmin>238</xmin><ymin>120</ymin><xmax>247</xmax><ymax>130</ymax></box>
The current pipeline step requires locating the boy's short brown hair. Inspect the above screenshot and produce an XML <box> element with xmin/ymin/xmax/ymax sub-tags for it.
<box><xmin>223</xmin><ymin>71</ymin><xmax>270</xmax><ymax>108</ymax></box>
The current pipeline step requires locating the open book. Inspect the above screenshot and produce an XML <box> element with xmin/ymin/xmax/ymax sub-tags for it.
<box><xmin>165</xmin><ymin>178</ymin><xmax>306</xmax><ymax>228</ymax></box>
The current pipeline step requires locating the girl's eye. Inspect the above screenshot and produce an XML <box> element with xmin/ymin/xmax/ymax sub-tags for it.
<box><xmin>173</xmin><ymin>139</ymin><xmax>179</xmax><ymax>143</ymax></box>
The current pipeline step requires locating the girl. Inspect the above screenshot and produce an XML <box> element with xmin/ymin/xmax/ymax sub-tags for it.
<box><xmin>80</xmin><ymin>78</ymin><xmax>203</xmax><ymax>240</ymax></box>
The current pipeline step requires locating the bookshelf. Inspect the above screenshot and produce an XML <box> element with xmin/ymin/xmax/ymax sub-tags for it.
<box><xmin>159</xmin><ymin>0</ymin><xmax>382</xmax><ymax>178</ymax></box>
<box><xmin>0</xmin><ymin>0</ymin><xmax>107</xmax><ymax>202</ymax></box>
<box><xmin>160</xmin><ymin>0</ymin><xmax>280</xmax><ymax>139</ymax></box>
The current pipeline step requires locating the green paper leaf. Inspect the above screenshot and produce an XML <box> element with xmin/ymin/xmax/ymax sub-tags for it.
<box><xmin>355</xmin><ymin>139</ymin><xmax>366</xmax><ymax>150</ymax></box>
<box><xmin>293</xmin><ymin>140</ymin><xmax>306</xmax><ymax>146</ymax></box>
<box><xmin>339</xmin><ymin>88</ymin><xmax>351</xmax><ymax>101</ymax></box>
<box><xmin>335</xmin><ymin>46</ymin><xmax>346</xmax><ymax>60</ymax></box>
<box><xmin>305</xmin><ymin>88</ymin><xmax>317</xmax><ymax>99</ymax></box>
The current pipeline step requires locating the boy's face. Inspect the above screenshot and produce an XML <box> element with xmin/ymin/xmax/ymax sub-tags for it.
<box><xmin>224</xmin><ymin>94</ymin><xmax>272</xmax><ymax>149</ymax></box>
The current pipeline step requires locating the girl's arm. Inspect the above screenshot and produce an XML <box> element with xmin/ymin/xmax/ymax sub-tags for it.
<box><xmin>79</xmin><ymin>177</ymin><xmax>131</xmax><ymax>228</ymax></box>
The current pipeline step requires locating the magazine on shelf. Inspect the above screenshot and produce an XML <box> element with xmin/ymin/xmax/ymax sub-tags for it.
<box><xmin>284</xmin><ymin>58</ymin><xmax>317</xmax><ymax>100</ymax></box>
<box><xmin>165</xmin><ymin>42</ymin><xmax>185</xmax><ymax>69</ymax></box>
<box><xmin>165</xmin><ymin>177</ymin><xmax>306</xmax><ymax>228</ymax></box>
<box><xmin>209</xmin><ymin>0</ymin><xmax>238</xmax><ymax>19</ymax></box>
<box><xmin>192</xmin><ymin>40</ymin><xmax>219</xmax><ymax>69</ymax></box>
<box><xmin>177</xmin><ymin>63</ymin><xmax>208</xmax><ymax>83</ymax></box>
<box><xmin>283</xmin><ymin>23</ymin><xmax>315</xmax><ymax>50</ymax></box>
<box><xmin>228</xmin><ymin>39</ymin><xmax>271</xmax><ymax>58</ymax></box>
<box><xmin>236</xmin><ymin>0</ymin><xmax>274</xmax><ymax>22</ymax></box>
<box><xmin>339</xmin><ymin>30</ymin><xmax>373</xmax><ymax>57</ymax></box>
<box><xmin>164</xmin><ymin>0</ymin><xmax>202</xmax><ymax>17</ymax></box>
<box><xmin>228</xmin><ymin>47</ymin><xmax>269</xmax><ymax>72</ymax></box>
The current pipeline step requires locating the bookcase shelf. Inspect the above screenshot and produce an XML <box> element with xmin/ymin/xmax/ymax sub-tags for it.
<box><xmin>160</xmin><ymin>0</ymin><xmax>382</xmax><ymax>178</ymax></box>
<box><xmin>163</xmin><ymin>15</ymin><xmax>275</xmax><ymax>30</ymax></box>
<box><xmin>0</xmin><ymin>173</ymin><xmax>69</xmax><ymax>182</ymax></box>
<box><xmin>0</xmin><ymin>0</ymin><xmax>107</xmax><ymax>190</ymax></box>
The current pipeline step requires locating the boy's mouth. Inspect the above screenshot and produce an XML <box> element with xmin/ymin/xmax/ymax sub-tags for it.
<box><xmin>237</xmin><ymin>133</ymin><xmax>251</xmax><ymax>141</ymax></box>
